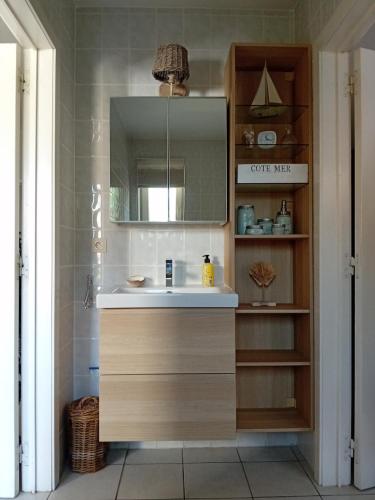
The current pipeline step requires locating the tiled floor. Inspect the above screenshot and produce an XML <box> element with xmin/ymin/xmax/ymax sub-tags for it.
<box><xmin>14</xmin><ymin>447</ymin><xmax>375</xmax><ymax>500</ymax></box>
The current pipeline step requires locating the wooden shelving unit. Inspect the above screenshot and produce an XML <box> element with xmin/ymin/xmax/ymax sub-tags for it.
<box><xmin>224</xmin><ymin>44</ymin><xmax>313</xmax><ymax>432</ymax></box>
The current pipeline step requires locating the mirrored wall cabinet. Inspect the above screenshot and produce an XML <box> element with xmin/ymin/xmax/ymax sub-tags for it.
<box><xmin>110</xmin><ymin>97</ymin><xmax>228</xmax><ymax>224</ymax></box>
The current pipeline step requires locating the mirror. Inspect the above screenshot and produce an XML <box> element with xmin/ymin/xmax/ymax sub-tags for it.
<box><xmin>110</xmin><ymin>97</ymin><xmax>227</xmax><ymax>224</ymax></box>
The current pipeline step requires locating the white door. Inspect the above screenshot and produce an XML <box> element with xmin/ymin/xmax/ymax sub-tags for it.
<box><xmin>0</xmin><ymin>43</ymin><xmax>21</xmax><ymax>498</ymax></box>
<box><xmin>353</xmin><ymin>47</ymin><xmax>375</xmax><ymax>490</ymax></box>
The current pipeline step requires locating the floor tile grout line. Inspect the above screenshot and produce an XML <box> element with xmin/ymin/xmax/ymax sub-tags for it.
<box><xmin>298</xmin><ymin>459</ymin><xmax>323</xmax><ymax>498</ymax></box>
<box><xmin>115</xmin><ymin>449</ymin><xmax>127</xmax><ymax>500</ymax></box>
<box><xmin>237</xmin><ymin>447</ymin><xmax>254</xmax><ymax>499</ymax></box>
<box><xmin>182</xmin><ymin>447</ymin><xmax>186</xmax><ymax>500</ymax></box>
<box><xmin>290</xmin><ymin>445</ymin><xmax>302</xmax><ymax>462</ymax></box>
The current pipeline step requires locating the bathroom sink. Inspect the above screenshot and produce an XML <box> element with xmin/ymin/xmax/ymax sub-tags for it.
<box><xmin>96</xmin><ymin>285</ymin><xmax>238</xmax><ymax>308</ymax></box>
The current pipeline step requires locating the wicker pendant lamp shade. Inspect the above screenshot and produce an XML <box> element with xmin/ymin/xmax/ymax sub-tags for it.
<box><xmin>152</xmin><ymin>44</ymin><xmax>190</xmax><ymax>96</ymax></box>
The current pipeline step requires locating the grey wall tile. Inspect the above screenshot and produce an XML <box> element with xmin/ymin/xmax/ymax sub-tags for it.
<box><xmin>75</xmin><ymin>156</ymin><xmax>109</xmax><ymax>193</ymax></box>
<box><xmin>102</xmin><ymin>49</ymin><xmax>130</xmax><ymax>85</ymax></box>
<box><xmin>76</xmin><ymin>49</ymin><xmax>102</xmax><ymax>84</ymax></box>
<box><xmin>156</xmin><ymin>9</ymin><xmax>184</xmax><ymax>46</ymax></box>
<box><xmin>236</xmin><ymin>14</ymin><xmax>264</xmax><ymax>42</ymax></box>
<box><xmin>129</xmin><ymin>9</ymin><xmax>156</xmax><ymax>49</ymax></box>
<box><xmin>76</xmin><ymin>13</ymin><xmax>101</xmax><ymax>48</ymax></box>
<box><xmin>211</xmin><ymin>14</ymin><xmax>237</xmax><ymax>49</ymax></box>
<box><xmin>184</xmin><ymin>11</ymin><xmax>211</xmax><ymax>49</ymax></box>
<box><xmin>129</xmin><ymin>49</ymin><xmax>156</xmax><ymax>85</ymax></box>
<box><xmin>102</xmin><ymin>11</ymin><xmax>129</xmax><ymax>48</ymax></box>
<box><xmin>76</xmin><ymin>85</ymin><xmax>103</xmax><ymax>120</ymax></box>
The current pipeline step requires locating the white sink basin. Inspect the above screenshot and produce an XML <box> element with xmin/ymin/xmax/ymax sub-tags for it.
<box><xmin>96</xmin><ymin>285</ymin><xmax>238</xmax><ymax>308</ymax></box>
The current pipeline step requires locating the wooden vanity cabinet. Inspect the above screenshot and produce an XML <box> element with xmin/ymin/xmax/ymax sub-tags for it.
<box><xmin>99</xmin><ymin>308</ymin><xmax>236</xmax><ymax>441</ymax></box>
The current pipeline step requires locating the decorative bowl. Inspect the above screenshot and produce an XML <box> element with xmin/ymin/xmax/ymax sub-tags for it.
<box><xmin>126</xmin><ymin>275</ymin><xmax>145</xmax><ymax>288</ymax></box>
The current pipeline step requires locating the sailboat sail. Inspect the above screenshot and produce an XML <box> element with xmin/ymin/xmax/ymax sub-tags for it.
<box><xmin>250</xmin><ymin>61</ymin><xmax>285</xmax><ymax>118</ymax></box>
<box><xmin>252</xmin><ymin>66</ymin><xmax>267</xmax><ymax>106</ymax></box>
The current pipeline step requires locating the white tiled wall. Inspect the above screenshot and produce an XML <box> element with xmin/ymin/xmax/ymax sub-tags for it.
<box><xmin>73</xmin><ymin>6</ymin><xmax>295</xmax><ymax>401</ymax></box>
<box><xmin>295</xmin><ymin>0</ymin><xmax>344</xmax><ymax>42</ymax></box>
<box><xmin>29</xmin><ymin>0</ymin><xmax>75</xmax><ymax>477</ymax></box>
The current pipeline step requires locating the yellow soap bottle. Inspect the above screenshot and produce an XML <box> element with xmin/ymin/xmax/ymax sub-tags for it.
<box><xmin>202</xmin><ymin>254</ymin><xmax>215</xmax><ymax>287</ymax></box>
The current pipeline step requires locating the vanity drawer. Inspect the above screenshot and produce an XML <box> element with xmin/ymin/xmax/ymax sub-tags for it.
<box><xmin>99</xmin><ymin>374</ymin><xmax>236</xmax><ymax>441</ymax></box>
<box><xmin>100</xmin><ymin>308</ymin><xmax>235</xmax><ymax>374</ymax></box>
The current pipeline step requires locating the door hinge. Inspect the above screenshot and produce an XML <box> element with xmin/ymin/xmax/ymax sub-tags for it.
<box><xmin>18</xmin><ymin>442</ymin><xmax>29</xmax><ymax>465</ymax></box>
<box><xmin>18</xmin><ymin>72</ymin><xmax>29</xmax><ymax>93</ymax></box>
<box><xmin>347</xmin><ymin>255</ymin><xmax>359</xmax><ymax>278</ymax></box>
<box><xmin>17</xmin><ymin>253</ymin><xmax>26</xmax><ymax>278</ymax></box>
<box><xmin>345</xmin><ymin>73</ymin><xmax>357</xmax><ymax>96</ymax></box>
<box><xmin>349</xmin><ymin>438</ymin><xmax>355</xmax><ymax>458</ymax></box>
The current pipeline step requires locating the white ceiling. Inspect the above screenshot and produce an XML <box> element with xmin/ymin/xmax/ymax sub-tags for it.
<box><xmin>74</xmin><ymin>0</ymin><xmax>298</xmax><ymax>10</ymax></box>
<box><xmin>359</xmin><ymin>22</ymin><xmax>375</xmax><ymax>50</ymax></box>
<box><xmin>0</xmin><ymin>18</ymin><xmax>16</xmax><ymax>43</ymax></box>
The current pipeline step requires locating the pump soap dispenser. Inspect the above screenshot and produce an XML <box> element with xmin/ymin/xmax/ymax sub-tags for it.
<box><xmin>202</xmin><ymin>254</ymin><xmax>215</xmax><ymax>287</ymax></box>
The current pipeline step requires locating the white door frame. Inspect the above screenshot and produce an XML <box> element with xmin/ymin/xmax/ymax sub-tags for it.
<box><xmin>0</xmin><ymin>0</ymin><xmax>56</xmax><ymax>492</ymax></box>
<box><xmin>312</xmin><ymin>0</ymin><xmax>375</xmax><ymax>487</ymax></box>
<box><xmin>0</xmin><ymin>41</ymin><xmax>22</xmax><ymax>500</ymax></box>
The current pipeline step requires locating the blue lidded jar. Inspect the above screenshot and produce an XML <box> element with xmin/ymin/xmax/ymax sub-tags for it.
<box><xmin>258</xmin><ymin>218</ymin><xmax>274</xmax><ymax>235</ymax></box>
<box><xmin>246</xmin><ymin>224</ymin><xmax>264</xmax><ymax>235</ymax></box>
<box><xmin>237</xmin><ymin>205</ymin><xmax>255</xmax><ymax>234</ymax></box>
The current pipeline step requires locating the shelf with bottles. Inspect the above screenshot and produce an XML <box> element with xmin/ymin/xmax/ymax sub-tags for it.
<box><xmin>234</xmin><ymin>187</ymin><xmax>310</xmax><ymax>236</ymax></box>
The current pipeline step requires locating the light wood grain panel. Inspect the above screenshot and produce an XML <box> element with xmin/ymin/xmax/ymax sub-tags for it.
<box><xmin>224</xmin><ymin>45</ymin><xmax>236</xmax><ymax>289</ymax></box>
<box><xmin>236</xmin><ymin>315</ymin><xmax>294</xmax><ymax>350</ymax></box>
<box><xmin>225</xmin><ymin>44</ymin><xmax>313</xmax><ymax>433</ymax></box>
<box><xmin>99</xmin><ymin>374</ymin><xmax>236</xmax><ymax>441</ymax></box>
<box><xmin>235</xmin><ymin>240</ymin><xmax>293</xmax><ymax>304</ymax></box>
<box><xmin>100</xmin><ymin>308</ymin><xmax>235</xmax><ymax>375</ymax></box>
<box><xmin>237</xmin><ymin>408</ymin><xmax>311</xmax><ymax>432</ymax></box>
<box><xmin>236</xmin><ymin>367</ymin><xmax>294</xmax><ymax>409</ymax></box>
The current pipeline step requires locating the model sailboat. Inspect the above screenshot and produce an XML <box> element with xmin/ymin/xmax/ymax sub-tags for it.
<box><xmin>249</xmin><ymin>62</ymin><xmax>287</xmax><ymax>118</ymax></box>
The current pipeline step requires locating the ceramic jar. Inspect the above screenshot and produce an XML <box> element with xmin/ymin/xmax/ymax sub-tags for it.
<box><xmin>272</xmin><ymin>223</ymin><xmax>285</xmax><ymax>235</ymax></box>
<box><xmin>246</xmin><ymin>224</ymin><xmax>264</xmax><ymax>235</ymax></box>
<box><xmin>237</xmin><ymin>205</ymin><xmax>255</xmax><ymax>234</ymax></box>
<box><xmin>258</xmin><ymin>218</ymin><xmax>273</xmax><ymax>235</ymax></box>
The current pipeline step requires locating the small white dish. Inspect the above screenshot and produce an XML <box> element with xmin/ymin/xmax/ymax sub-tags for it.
<box><xmin>126</xmin><ymin>275</ymin><xmax>145</xmax><ymax>288</ymax></box>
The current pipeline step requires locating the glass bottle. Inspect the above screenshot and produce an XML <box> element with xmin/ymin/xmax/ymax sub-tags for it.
<box><xmin>282</xmin><ymin>126</ymin><xmax>298</xmax><ymax>145</ymax></box>
<box><xmin>276</xmin><ymin>200</ymin><xmax>293</xmax><ymax>234</ymax></box>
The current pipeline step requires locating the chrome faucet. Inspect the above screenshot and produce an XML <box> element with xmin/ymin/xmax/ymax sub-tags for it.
<box><xmin>166</xmin><ymin>259</ymin><xmax>173</xmax><ymax>287</ymax></box>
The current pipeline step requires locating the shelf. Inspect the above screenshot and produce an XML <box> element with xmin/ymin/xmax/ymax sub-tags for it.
<box><xmin>236</xmin><ymin>350</ymin><xmax>310</xmax><ymax>367</ymax></box>
<box><xmin>235</xmin><ymin>234</ymin><xmax>309</xmax><ymax>240</ymax></box>
<box><xmin>236</xmin><ymin>144</ymin><xmax>308</xmax><ymax>160</ymax></box>
<box><xmin>237</xmin><ymin>408</ymin><xmax>311</xmax><ymax>432</ymax></box>
<box><xmin>236</xmin><ymin>304</ymin><xmax>310</xmax><ymax>314</ymax></box>
<box><xmin>235</xmin><ymin>183</ymin><xmax>307</xmax><ymax>193</ymax></box>
<box><xmin>236</xmin><ymin>105</ymin><xmax>308</xmax><ymax>124</ymax></box>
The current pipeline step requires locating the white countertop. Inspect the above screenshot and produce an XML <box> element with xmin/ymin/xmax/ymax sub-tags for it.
<box><xmin>96</xmin><ymin>285</ymin><xmax>238</xmax><ymax>309</ymax></box>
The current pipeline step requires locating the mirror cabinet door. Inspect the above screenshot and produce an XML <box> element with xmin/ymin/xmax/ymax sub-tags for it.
<box><xmin>168</xmin><ymin>97</ymin><xmax>227</xmax><ymax>223</ymax></box>
<box><xmin>110</xmin><ymin>97</ymin><xmax>227</xmax><ymax>223</ymax></box>
<box><xmin>110</xmin><ymin>97</ymin><xmax>169</xmax><ymax>222</ymax></box>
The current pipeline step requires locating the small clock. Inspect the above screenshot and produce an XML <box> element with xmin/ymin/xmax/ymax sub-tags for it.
<box><xmin>258</xmin><ymin>130</ymin><xmax>277</xmax><ymax>149</ymax></box>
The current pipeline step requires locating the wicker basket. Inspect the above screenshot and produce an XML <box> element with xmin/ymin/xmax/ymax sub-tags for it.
<box><xmin>67</xmin><ymin>396</ymin><xmax>106</xmax><ymax>473</ymax></box>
